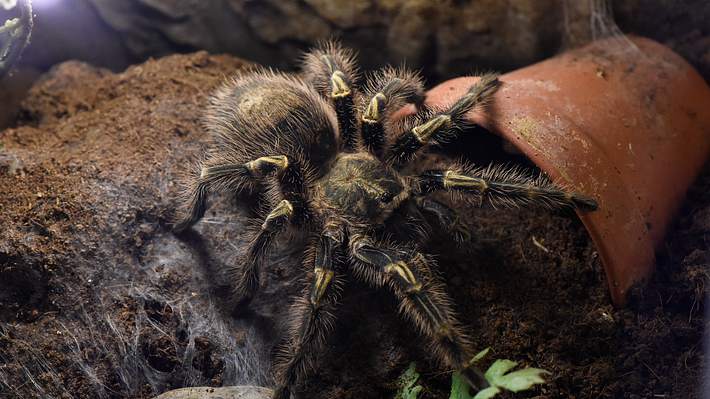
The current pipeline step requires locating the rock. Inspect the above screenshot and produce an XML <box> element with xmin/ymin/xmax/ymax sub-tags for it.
<box><xmin>83</xmin><ymin>0</ymin><xmax>710</xmax><ymax>82</ymax></box>
<box><xmin>153</xmin><ymin>386</ymin><xmax>273</xmax><ymax>399</ymax></box>
<box><xmin>86</xmin><ymin>0</ymin><xmax>565</xmax><ymax>77</ymax></box>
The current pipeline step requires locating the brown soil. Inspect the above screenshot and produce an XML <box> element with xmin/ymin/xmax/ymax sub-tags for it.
<box><xmin>0</xmin><ymin>52</ymin><xmax>706</xmax><ymax>399</ymax></box>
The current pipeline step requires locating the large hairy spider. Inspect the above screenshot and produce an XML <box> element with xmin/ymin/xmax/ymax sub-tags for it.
<box><xmin>174</xmin><ymin>42</ymin><xmax>597</xmax><ymax>399</ymax></box>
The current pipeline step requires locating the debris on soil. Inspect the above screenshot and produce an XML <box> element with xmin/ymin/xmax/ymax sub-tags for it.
<box><xmin>0</xmin><ymin>52</ymin><xmax>706</xmax><ymax>399</ymax></box>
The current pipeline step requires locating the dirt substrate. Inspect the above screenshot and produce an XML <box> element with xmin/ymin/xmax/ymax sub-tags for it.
<box><xmin>0</xmin><ymin>53</ymin><xmax>707</xmax><ymax>399</ymax></box>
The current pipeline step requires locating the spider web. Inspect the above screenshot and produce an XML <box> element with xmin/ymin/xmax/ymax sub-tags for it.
<box><xmin>562</xmin><ymin>0</ymin><xmax>642</xmax><ymax>56</ymax></box>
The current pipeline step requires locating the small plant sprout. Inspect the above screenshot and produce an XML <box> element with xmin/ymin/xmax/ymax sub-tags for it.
<box><xmin>451</xmin><ymin>348</ymin><xmax>550</xmax><ymax>399</ymax></box>
<box><xmin>395</xmin><ymin>362</ymin><xmax>423</xmax><ymax>399</ymax></box>
<box><xmin>394</xmin><ymin>349</ymin><xmax>550</xmax><ymax>399</ymax></box>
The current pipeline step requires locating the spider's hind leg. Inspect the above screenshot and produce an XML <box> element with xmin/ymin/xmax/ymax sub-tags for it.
<box><xmin>349</xmin><ymin>235</ymin><xmax>489</xmax><ymax>392</ymax></box>
<box><xmin>273</xmin><ymin>221</ymin><xmax>345</xmax><ymax>399</ymax></box>
<box><xmin>302</xmin><ymin>41</ymin><xmax>360</xmax><ymax>152</ymax></box>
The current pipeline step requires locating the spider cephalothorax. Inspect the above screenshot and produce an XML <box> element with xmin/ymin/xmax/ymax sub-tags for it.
<box><xmin>174</xmin><ymin>42</ymin><xmax>597</xmax><ymax>399</ymax></box>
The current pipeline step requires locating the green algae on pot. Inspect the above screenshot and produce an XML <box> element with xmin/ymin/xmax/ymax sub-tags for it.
<box><xmin>426</xmin><ymin>36</ymin><xmax>710</xmax><ymax>305</ymax></box>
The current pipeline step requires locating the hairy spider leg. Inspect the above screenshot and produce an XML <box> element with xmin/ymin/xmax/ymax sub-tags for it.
<box><xmin>273</xmin><ymin>222</ymin><xmax>345</xmax><ymax>399</ymax></box>
<box><xmin>387</xmin><ymin>74</ymin><xmax>500</xmax><ymax>168</ymax></box>
<box><xmin>226</xmin><ymin>154</ymin><xmax>313</xmax><ymax>307</ymax></box>
<box><xmin>173</xmin><ymin>154</ymin><xmax>314</xmax><ymax>233</ymax></box>
<box><xmin>230</xmin><ymin>198</ymin><xmax>293</xmax><ymax>308</ymax></box>
<box><xmin>301</xmin><ymin>41</ymin><xmax>360</xmax><ymax>152</ymax></box>
<box><xmin>174</xmin><ymin>154</ymin><xmax>313</xmax><ymax>308</ymax></box>
<box><xmin>416</xmin><ymin>163</ymin><xmax>598</xmax><ymax>211</ymax></box>
<box><xmin>361</xmin><ymin>67</ymin><xmax>425</xmax><ymax>158</ymax></box>
<box><xmin>349</xmin><ymin>235</ymin><xmax>490</xmax><ymax>392</ymax></box>
<box><xmin>416</xmin><ymin>197</ymin><xmax>472</xmax><ymax>243</ymax></box>
<box><xmin>173</xmin><ymin>162</ymin><xmax>251</xmax><ymax>233</ymax></box>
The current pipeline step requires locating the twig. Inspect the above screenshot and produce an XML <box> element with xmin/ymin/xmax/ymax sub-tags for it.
<box><xmin>531</xmin><ymin>235</ymin><xmax>550</xmax><ymax>253</ymax></box>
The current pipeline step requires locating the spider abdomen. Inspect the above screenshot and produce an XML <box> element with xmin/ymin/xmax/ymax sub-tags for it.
<box><xmin>318</xmin><ymin>152</ymin><xmax>408</xmax><ymax>222</ymax></box>
<box><xmin>204</xmin><ymin>71</ymin><xmax>340</xmax><ymax>171</ymax></box>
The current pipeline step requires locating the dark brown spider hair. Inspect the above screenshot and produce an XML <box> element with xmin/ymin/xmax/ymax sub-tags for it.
<box><xmin>173</xmin><ymin>41</ymin><xmax>597</xmax><ymax>399</ymax></box>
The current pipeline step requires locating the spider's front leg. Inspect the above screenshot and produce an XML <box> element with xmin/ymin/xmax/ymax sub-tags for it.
<box><xmin>302</xmin><ymin>41</ymin><xmax>360</xmax><ymax>152</ymax></box>
<box><xmin>349</xmin><ymin>235</ymin><xmax>489</xmax><ymax>392</ymax></box>
<box><xmin>273</xmin><ymin>221</ymin><xmax>345</xmax><ymax>399</ymax></box>
<box><xmin>415</xmin><ymin>162</ymin><xmax>598</xmax><ymax>211</ymax></box>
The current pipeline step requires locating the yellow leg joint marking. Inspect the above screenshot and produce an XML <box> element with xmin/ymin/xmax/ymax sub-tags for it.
<box><xmin>245</xmin><ymin>155</ymin><xmax>289</xmax><ymax>175</ymax></box>
<box><xmin>330</xmin><ymin>71</ymin><xmax>351</xmax><ymax>98</ymax></box>
<box><xmin>443</xmin><ymin>170</ymin><xmax>488</xmax><ymax>191</ymax></box>
<box><xmin>311</xmin><ymin>267</ymin><xmax>335</xmax><ymax>305</ymax></box>
<box><xmin>263</xmin><ymin>200</ymin><xmax>293</xmax><ymax>227</ymax></box>
<box><xmin>384</xmin><ymin>261</ymin><xmax>422</xmax><ymax>293</ymax></box>
<box><xmin>363</xmin><ymin>92</ymin><xmax>386</xmax><ymax>123</ymax></box>
<box><xmin>412</xmin><ymin>114</ymin><xmax>451</xmax><ymax>143</ymax></box>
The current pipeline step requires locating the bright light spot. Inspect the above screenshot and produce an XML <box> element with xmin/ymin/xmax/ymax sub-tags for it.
<box><xmin>1</xmin><ymin>0</ymin><xmax>62</xmax><ymax>11</ymax></box>
<box><xmin>0</xmin><ymin>0</ymin><xmax>17</xmax><ymax>11</ymax></box>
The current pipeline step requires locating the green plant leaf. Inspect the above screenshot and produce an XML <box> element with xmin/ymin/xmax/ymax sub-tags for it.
<box><xmin>484</xmin><ymin>359</ymin><xmax>518</xmax><ymax>381</ymax></box>
<box><xmin>395</xmin><ymin>362</ymin><xmax>423</xmax><ymax>399</ymax></box>
<box><xmin>472</xmin><ymin>387</ymin><xmax>501</xmax><ymax>399</ymax></box>
<box><xmin>450</xmin><ymin>353</ymin><xmax>549</xmax><ymax>399</ymax></box>
<box><xmin>470</xmin><ymin>347</ymin><xmax>490</xmax><ymax>365</ymax></box>
<box><xmin>495</xmin><ymin>367</ymin><xmax>549</xmax><ymax>392</ymax></box>
<box><xmin>449</xmin><ymin>372</ymin><xmax>469</xmax><ymax>399</ymax></box>
<box><xmin>484</xmin><ymin>359</ymin><xmax>550</xmax><ymax>396</ymax></box>
<box><xmin>400</xmin><ymin>351</ymin><xmax>548</xmax><ymax>399</ymax></box>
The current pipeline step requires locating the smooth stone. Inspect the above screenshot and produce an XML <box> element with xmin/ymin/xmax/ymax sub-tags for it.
<box><xmin>153</xmin><ymin>386</ymin><xmax>274</xmax><ymax>399</ymax></box>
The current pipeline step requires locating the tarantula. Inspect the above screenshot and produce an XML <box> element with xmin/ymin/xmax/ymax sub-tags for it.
<box><xmin>173</xmin><ymin>42</ymin><xmax>597</xmax><ymax>399</ymax></box>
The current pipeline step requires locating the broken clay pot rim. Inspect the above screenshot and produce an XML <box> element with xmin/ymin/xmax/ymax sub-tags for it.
<box><xmin>425</xmin><ymin>36</ymin><xmax>710</xmax><ymax>305</ymax></box>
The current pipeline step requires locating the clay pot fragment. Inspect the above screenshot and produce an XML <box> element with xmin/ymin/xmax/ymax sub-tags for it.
<box><xmin>426</xmin><ymin>36</ymin><xmax>710</xmax><ymax>305</ymax></box>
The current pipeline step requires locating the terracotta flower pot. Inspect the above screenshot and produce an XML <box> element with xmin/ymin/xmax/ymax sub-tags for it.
<box><xmin>426</xmin><ymin>36</ymin><xmax>710</xmax><ymax>305</ymax></box>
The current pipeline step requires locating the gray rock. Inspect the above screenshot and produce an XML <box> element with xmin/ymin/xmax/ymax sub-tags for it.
<box><xmin>154</xmin><ymin>386</ymin><xmax>273</xmax><ymax>399</ymax></box>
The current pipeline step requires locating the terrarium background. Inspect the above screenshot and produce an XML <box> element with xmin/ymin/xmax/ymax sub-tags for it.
<box><xmin>1</xmin><ymin>0</ymin><xmax>710</xmax><ymax>128</ymax></box>
<box><xmin>0</xmin><ymin>1</ymin><xmax>708</xmax><ymax>399</ymax></box>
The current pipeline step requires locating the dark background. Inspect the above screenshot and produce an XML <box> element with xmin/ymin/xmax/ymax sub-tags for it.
<box><xmin>1</xmin><ymin>0</ymin><xmax>709</xmax><ymax>128</ymax></box>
